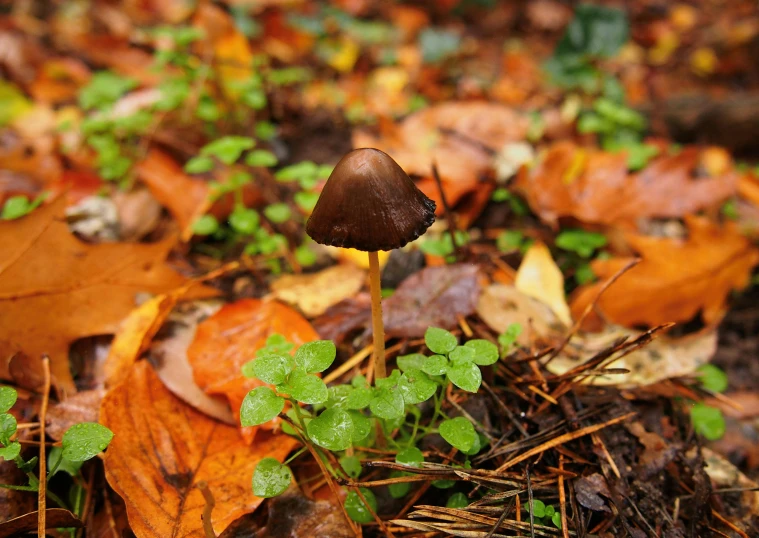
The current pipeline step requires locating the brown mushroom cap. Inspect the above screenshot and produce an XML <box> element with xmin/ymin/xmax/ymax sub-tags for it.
<box><xmin>306</xmin><ymin>148</ymin><xmax>436</xmax><ymax>252</ymax></box>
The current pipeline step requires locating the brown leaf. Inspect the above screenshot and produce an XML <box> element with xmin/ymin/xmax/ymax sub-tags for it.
<box><xmin>187</xmin><ymin>299</ymin><xmax>319</xmax><ymax>441</ymax></box>
<box><xmin>270</xmin><ymin>264</ymin><xmax>367</xmax><ymax>318</ymax></box>
<box><xmin>570</xmin><ymin>216</ymin><xmax>759</xmax><ymax>328</ymax></box>
<box><xmin>312</xmin><ymin>293</ymin><xmax>372</xmax><ymax>344</ymax></box>
<box><xmin>134</xmin><ymin>149</ymin><xmax>210</xmax><ymax>241</ymax></box>
<box><xmin>514</xmin><ymin>142</ymin><xmax>738</xmax><ymax>226</ymax></box>
<box><xmin>573</xmin><ymin>473</ymin><xmax>611</xmax><ymax>513</ymax></box>
<box><xmin>100</xmin><ymin>361</ymin><xmax>297</xmax><ymax>538</ymax></box>
<box><xmin>0</xmin><ymin>196</ymin><xmax>208</xmax><ymax>391</ymax></box>
<box><xmin>252</xmin><ymin>486</ymin><xmax>353</xmax><ymax>538</ymax></box>
<box><xmin>0</xmin><ymin>508</ymin><xmax>83</xmax><ymax>537</ymax></box>
<box><xmin>0</xmin><ymin>460</ymin><xmax>35</xmax><ymax>524</ymax></box>
<box><xmin>46</xmin><ymin>389</ymin><xmax>105</xmax><ymax>441</ymax></box>
<box><xmin>383</xmin><ymin>264</ymin><xmax>480</xmax><ymax>337</ymax></box>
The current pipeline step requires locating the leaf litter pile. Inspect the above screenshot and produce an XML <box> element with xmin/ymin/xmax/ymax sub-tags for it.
<box><xmin>3</xmin><ymin>1</ymin><xmax>759</xmax><ymax>537</ymax></box>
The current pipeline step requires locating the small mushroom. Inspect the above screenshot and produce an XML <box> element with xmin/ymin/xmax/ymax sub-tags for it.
<box><xmin>306</xmin><ymin>148</ymin><xmax>436</xmax><ymax>379</ymax></box>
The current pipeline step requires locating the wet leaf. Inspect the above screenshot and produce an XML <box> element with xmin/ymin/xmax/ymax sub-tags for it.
<box><xmin>252</xmin><ymin>458</ymin><xmax>292</xmax><ymax>498</ymax></box>
<box><xmin>515</xmin><ymin>242</ymin><xmax>572</xmax><ymax>326</ymax></box>
<box><xmin>61</xmin><ymin>422</ymin><xmax>113</xmax><ymax>462</ymax></box>
<box><xmin>101</xmin><ymin>361</ymin><xmax>296</xmax><ymax>538</ymax></box>
<box><xmin>46</xmin><ymin>389</ymin><xmax>105</xmax><ymax>441</ymax></box>
<box><xmin>271</xmin><ymin>264</ymin><xmax>367</xmax><ymax>318</ymax></box>
<box><xmin>384</xmin><ymin>265</ymin><xmax>480</xmax><ymax>337</ymax></box>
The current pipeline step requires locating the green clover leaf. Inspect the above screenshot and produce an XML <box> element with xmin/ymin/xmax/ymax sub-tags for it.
<box><xmin>446</xmin><ymin>360</ymin><xmax>482</xmax><ymax>393</ymax></box>
<box><xmin>307</xmin><ymin>408</ymin><xmax>353</xmax><ymax>451</ymax></box>
<box><xmin>425</xmin><ymin>327</ymin><xmax>457</xmax><ymax>355</ymax></box>
<box><xmin>294</xmin><ymin>340</ymin><xmax>336</xmax><ymax>373</ymax></box>
<box><xmin>344</xmin><ymin>488</ymin><xmax>377</xmax><ymax>523</ymax></box>
<box><xmin>253</xmin><ymin>458</ymin><xmax>292</xmax><ymax>498</ymax></box>
<box><xmin>464</xmin><ymin>339</ymin><xmax>499</xmax><ymax>366</ymax></box>
<box><xmin>61</xmin><ymin>423</ymin><xmax>114</xmax><ymax>462</ymax></box>
<box><xmin>439</xmin><ymin>417</ymin><xmax>477</xmax><ymax>452</ymax></box>
<box><xmin>248</xmin><ymin>353</ymin><xmax>294</xmax><ymax>385</ymax></box>
<box><xmin>240</xmin><ymin>387</ymin><xmax>285</xmax><ymax>426</ymax></box>
<box><xmin>399</xmin><ymin>369</ymin><xmax>437</xmax><ymax>405</ymax></box>
<box><xmin>285</xmin><ymin>368</ymin><xmax>328</xmax><ymax>405</ymax></box>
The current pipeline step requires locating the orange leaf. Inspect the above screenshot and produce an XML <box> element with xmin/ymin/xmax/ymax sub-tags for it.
<box><xmin>101</xmin><ymin>361</ymin><xmax>297</xmax><ymax>538</ymax></box>
<box><xmin>135</xmin><ymin>149</ymin><xmax>210</xmax><ymax>241</ymax></box>
<box><xmin>514</xmin><ymin>142</ymin><xmax>738</xmax><ymax>226</ymax></box>
<box><xmin>570</xmin><ymin>217</ymin><xmax>759</xmax><ymax>328</ymax></box>
<box><xmin>0</xmin><ymin>197</ymin><xmax>208</xmax><ymax>391</ymax></box>
<box><xmin>187</xmin><ymin>299</ymin><xmax>319</xmax><ymax>441</ymax></box>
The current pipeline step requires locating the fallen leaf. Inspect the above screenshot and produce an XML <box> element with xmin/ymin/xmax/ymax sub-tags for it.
<box><xmin>46</xmin><ymin>389</ymin><xmax>105</xmax><ymax>441</ymax></box>
<box><xmin>312</xmin><ymin>293</ymin><xmax>372</xmax><ymax>344</ymax></box>
<box><xmin>0</xmin><ymin>460</ymin><xmax>34</xmax><ymax>524</ymax></box>
<box><xmin>0</xmin><ymin>197</ymin><xmax>205</xmax><ymax>391</ymax></box>
<box><xmin>570</xmin><ymin>216</ymin><xmax>759</xmax><ymax>328</ymax></box>
<box><xmin>134</xmin><ymin>149</ymin><xmax>211</xmax><ymax>241</ymax></box>
<box><xmin>0</xmin><ymin>508</ymin><xmax>83</xmax><ymax>537</ymax></box>
<box><xmin>187</xmin><ymin>299</ymin><xmax>319</xmax><ymax>441</ymax></box>
<box><xmin>514</xmin><ymin>142</ymin><xmax>738</xmax><ymax>226</ymax></box>
<box><xmin>702</xmin><ymin>447</ymin><xmax>759</xmax><ymax>530</ymax></box>
<box><xmin>101</xmin><ymin>361</ymin><xmax>297</xmax><ymax>538</ymax></box>
<box><xmin>384</xmin><ymin>264</ymin><xmax>480</xmax><ymax>337</ymax></box>
<box><xmin>354</xmin><ymin>102</ymin><xmax>528</xmax><ymax>213</ymax></box>
<box><xmin>515</xmin><ymin>242</ymin><xmax>572</xmax><ymax>326</ymax></box>
<box><xmin>252</xmin><ymin>486</ymin><xmax>353</xmax><ymax>538</ymax></box>
<box><xmin>270</xmin><ymin>264</ymin><xmax>367</xmax><ymax>318</ymax></box>
<box><xmin>149</xmin><ymin>301</ymin><xmax>235</xmax><ymax>424</ymax></box>
<box><xmin>573</xmin><ymin>473</ymin><xmax>611</xmax><ymax>512</ymax></box>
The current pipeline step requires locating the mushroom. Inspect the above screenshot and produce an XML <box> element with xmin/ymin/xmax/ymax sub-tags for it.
<box><xmin>306</xmin><ymin>148</ymin><xmax>436</xmax><ymax>379</ymax></box>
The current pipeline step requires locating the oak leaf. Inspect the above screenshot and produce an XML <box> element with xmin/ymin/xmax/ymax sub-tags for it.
<box><xmin>0</xmin><ymin>197</ymin><xmax>200</xmax><ymax>391</ymax></box>
<box><xmin>570</xmin><ymin>216</ymin><xmax>759</xmax><ymax>328</ymax></box>
<box><xmin>101</xmin><ymin>361</ymin><xmax>296</xmax><ymax>538</ymax></box>
<box><xmin>514</xmin><ymin>142</ymin><xmax>738</xmax><ymax>226</ymax></box>
<box><xmin>187</xmin><ymin>299</ymin><xmax>319</xmax><ymax>441</ymax></box>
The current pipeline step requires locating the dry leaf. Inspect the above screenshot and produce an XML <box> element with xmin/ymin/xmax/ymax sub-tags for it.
<box><xmin>312</xmin><ymin>293</ymin><xmax>372</xmax><ymax>344</ymax></box>
<box><xmin>253</xmin><ymin>486</ymin><xmax>353</xmax><ymax>538</ymax></box>
<box><xmin>0</xmin><ymin>509</ymin><xmax>83</xmax><ymax>537</ymax></box>
<box><xmin>570</xmin><ymin>216</ymin><xmax>759</xmax><ymax>328</ymax></box>
<box><xmin>514</xmin><ymin>242</ymin><xmax>572</xmax><ymax>325</ymax></box>
<box><xmin>46</xmin><ymin>389</ymin><xmax>105</xmax><ymax>441</ymax></box>
<box><xmin>514</xmin><ymin>142</ymin><xmax>738</xmax><ymax>226</ymax></box>
<box><xmin>270</xmin><ymin>264</ymin><xmax>367</xmax><ymax>318</ymax></box>
<box><xmin>187</xmin><ymin>299</ymin><xmax>319</xmax><ymax>441</ymax></box>
<box><xmin>0</xmin><ymin>197</ymin><xmax>203</xmax><ymax>391</ymax></box>
<box><xmin>384</xmin><ymin>264</ymin><xmax>480</xmax><ymax>337</ymax></box>
<box><xmin>101</xmin><ymin>361</ymin><xmax>297</xmax><ymax>538</ymax></box>
<box><xmin>134</xmin><ymin>149</ymin><xmax>210</xmax><ymax>241</ymax></box>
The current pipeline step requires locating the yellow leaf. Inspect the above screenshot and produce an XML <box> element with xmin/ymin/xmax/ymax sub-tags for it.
<box><xmin>514</xmin><ymin>242</ymin><xmax>572</xmax><ymax>325</ymax></box>
<box><xmin>326</xmin><ymin>37</ymin><xmax>360</xmax><ymax>73</ymax></box>
<box><xmin>270</xmin><ymin>264</ymin><xmax>367</xmax><ymax>317</ymax></box>
<box><xmin>215</xmin><ymin>31</ymin><xmax>254</xmax><ymax>100</ymax></box>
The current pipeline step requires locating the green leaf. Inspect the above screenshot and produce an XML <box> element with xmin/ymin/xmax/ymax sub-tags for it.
<box><xmin>697</xmin><ymin>364</ymin><xmax>729</xmax><ymax>393</ymax></box>
<box><xmin>79</xmin><ymin>71</ymin><xmax>138</xmax><ymax>110</ymax></box>
<box><xmin>396</xmin><ymin>447</ymin><xmax>424</xmax><ymax>467</ymax></box>
<box><xmin>263</xmin><ymin>203</ymin><xmax>292</xmax><ymax>224</ymax></box>
<box><xmin>530</xmin><ymin>499</ymin><xmax>546</xmax><ymax>518</ymax></box>
<box><xmin>348</xmin><ymin>410</ymin><xmax>372</xmax><ymax>443</ymax></box>
<box><xmin>545</xmin><ymin>505</ymin><xmax>556</xmax><ymax>517</ymax></box>
<box><xmin>498</xmin><ymin>324</ymin><xmax>522</xmax><ymax>350</ymax></box>
<box><xmin>419</xmin><ymin>28</ymin><xmax>461</xmax><ymax>63</ymax></box>
<box><xmin>255</xmin><ymin>121</ymin><xmax>277</xmax><ymax>140</ymax></box>
<box><xmin>0</xmin><ymin>81</ymin><xmax>32</xmax><ymax>127</ymax></box>
<box><xmin>253</xmin><ymin>458</ymin><xmax>292</xmax><ymax>498</ymax></box>
<box><xmin>240</xmin><ymin>387</ymin><xmax>285</xmax><ymax>426</ymax></box>
<box><xmin>369</xmin><ymin>387</ymin><xmax>405</xmax><ymax>420</ymax></box>
<box><xmin>575</xmin><ymin>263</ymin><xmax>596</xmax><ymax>285</ymax></box>
<box><xmin>285</xmin><ymin>368</ymin><xmax>328</xmax><ymax>405</ymax></box>
<box><xmin>185</xmin><ymin>155</ymin><xmax>215</xmax><ymax>174</ymax></box>
<box><xmin>0</xmin><ymin>441</ymin><xmax>20</xmax><ymax>461</ymax></box>
<box><xmin>691</xmin><ymin>403</ymin><xmax>726</xmax><ymax>441</ymax></box>
<box><xmin>246</xmin><ymin>149</ymin><xmax>278</xmax><ymax>168</ymax></box>
<box><xmin>61</xmin><ymin>423</ymin><xmax>114</xmax><ymax>462</ymax></box>
<box><xmin>0</xmin><ymin>387</ymin><xmax>17</xmax><ymax>413</ymax></box>
<box><xmin>250</xmin><ymin>353</ymin><xmax>294</xmax><ymax>385</ymax></box>
<box><xmin>447</xmin><ymin>360</ymin><xmax>482</xmax><ymax>393</ymax></box>
<box><xmin>0</xmin><ymin>413</ymin><xmax>17</xmax><ymax>445</ymax></box>
<box><xmin>307</xmin><ymin>408</ymin><xmax>353</xmax><ymax>451</ymax></box>
<box><xmin>439</xmin><ymin>417</ymin><xmax>477</xmax><ymax>452</ymax></box>
<box><xmin>554</xmin><ymin>5</ymin><xmax>629</xmax><ymax>59</ymax></box>
<box><xmin>47</xmin><ymin>446</ymin><xmax>83</xmax><ymax>478</ymax></box>
<box><xmin>397</xmin><ymin>353</ymin><xmax>448</xmax><ymax>376</ymax></box>
<box><xmin>275</xmin><ymin>161</ymin><xmax>319</xmax><ymax>182</ymax></box>
<box><xmin>465</xmin><ymin>340</ymin><xmax>499</xmax><ymax>366</ymax></box>
<box><xmin>326</xmin><ymin>384</ymin><xmax>353</xmax><ymax>408</ymax></box>
<box><xmin>229</xmin><ymin>207</ymin><xmax>260</xmax><ymax>235</ymax></box>
<box><xmin>200</xmin><ymin>136</ymin><xmax>256</xmax><ymax>165</ymax></box>
<box><xmin>399</xmin><ymin>369</ymin><xmax>437</xmax><ymax>405</ymax></box>
<box><xmin>425</xmin><ymin>327</ymin><xmax>457</xmax><ymax>355</ymax></box>
<box><xmin>192</xmin><ymin>215</ymin><xmax>219</xmax><ymax>236</ymax></box>
<box><xmin>388</xmin><ymin>469</ymin><xmax>411</xmax><ymax>498</ymax></box>
<box><xmin>446</xmin><ymin>492</ymin><xmax>469</xmax><ymax>508</ymax></box>
<box><xmin>449</xmin><ymin>345</ymin><xmax>475</xmax><ymax>364</ymax></box>
<box><xmin>1</xmin><ymin>196</ymin><xmax>32</xmax><ymax>220</ymax></box>
<box><xmin>294</xmin><ymin>191</ymin><xmax>319</xmax><ymax>212</ymax></box>
<box><xmin>344</xmin><ymin>488</ymin><xmax>376</xmax><ymax>523</ymax></box>
<box><xmin>294</xmin><ymin>340</ymin><xmax>336</xmax><ymax>373</ymax></box>
<box><xmin>340</xmin><ymin>455</ymin><xmax>362</xmax><ymax>479</ymax></box>
<box><xmin>552</xmin><ymin>512</ymin><xmax>562</xmax><ymax>529</ymax></box>
<box><xmin>345</xmin><ymin>387</ymin><xmax>372</xmax><ymax>410</ymax></box>
<box><xmin>496</xmin><ymin>230</ymin><xmax>525</xmax><ymax>252</ymax></box>
<box><xmin>555</xmin><ymin>229</ymin><xmax>607</xmax><ymax>258</ymax></box>
<box><xmin>295</xmin><ymin>244</ymin><xmax>317</xmax><ymax>267</ymax></box>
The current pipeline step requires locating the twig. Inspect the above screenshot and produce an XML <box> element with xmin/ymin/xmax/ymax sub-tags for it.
<box><xmin>197</xmin><ymin>481</ymin><xmax>217</xmax><ymax>538</ymax></box>
<box><xmin>431</xmin><ymin>161</ymin><xmax>460</xmax><ymax>260</ymax></box>
<box><xmin>37</xmin><ymin>356</ymin><xmax>51</xmax><ymax>537</ymax></box>
<box><xmin>526</xmin><ymin>465</ymin><xmax>535</xmax><ymax>538</ymax></box>
<box><xmin>558</xmin><ymin>455</ymin><xmax>569</xmax><ymax>538</ymax></box>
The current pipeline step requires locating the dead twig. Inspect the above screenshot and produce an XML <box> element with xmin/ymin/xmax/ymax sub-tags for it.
<box><xmin>197</xmin><ymin>481</ymin><xmax>216</xmax><ymax>538</ymax></box>
<box><xmin>37</xmin><ymin>356</ymin><xmax>51</xmax><ymax>538</ymax></box>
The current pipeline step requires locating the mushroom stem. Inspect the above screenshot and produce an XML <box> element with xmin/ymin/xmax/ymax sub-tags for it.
<box><xmin>368</xmin><ymin>250</ymin><xmax>386</xmax><ymax>380</ymax></box>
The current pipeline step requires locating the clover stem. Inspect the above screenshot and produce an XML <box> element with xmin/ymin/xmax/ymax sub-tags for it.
<box><xmin>368</xmin><ymin>251</ymin><xmax>386</xmax><ymax>380</ymax></box>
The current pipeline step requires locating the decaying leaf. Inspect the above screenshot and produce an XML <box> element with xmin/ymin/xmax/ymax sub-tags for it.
<box><xmin>101</xmin><ymin>361</ymin><xmax>297</xmax><ymax>538</ymax></box>
<box><xmin>187</xmin><ymin>299</ymin><xmax>319</xmax><ymax>440</ymax></box>
<box><xmin>312</xmin><ymin>293</ymin><xmax>372</xmax><ymax>344</ymax></box>
<box><xmin>384</xmin><ymin>264</ymin><xmax>480</xmax><ymax>337</ymax></box>
<box><xmin>0</xmin><ymin>197</ymin><xmax>205</xmax><ymax>391</ymax></box>
<box><xmin>514</xmin><ymin>142</ymin><xmax>738</xmax><ymax>226</ymax></box>
<box><xmin>514</xmin><ymin>242</ymin><xmax>572</xmax><ymax>325</ymax></box>
<box><xmin>270</xmin><ymin>264</ymin><xmax>367</xmax><ymax>318</ymax></box>
<box><xmin>46</xmin><ymin>389</ymin><xmax>105</xmax><ymax>441</ymax></box>
<box><xmin>571</xmin><ymin>216</ymin><xmax>759</xmax><ymax>328</ymax></box>
<box><xmin>573</xmin><ymin>473</ymin><xmax>611</xmax><ymax>512</ymax></box>
<box><xmin>0</xmin><ymin>509</ymin><xmax>83</xmax><ymax>537</ymax></box>
<box><xmin>251</xmin><ymin>486</ymin><xmax>353</xmax><ymax>538</ymax></box>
